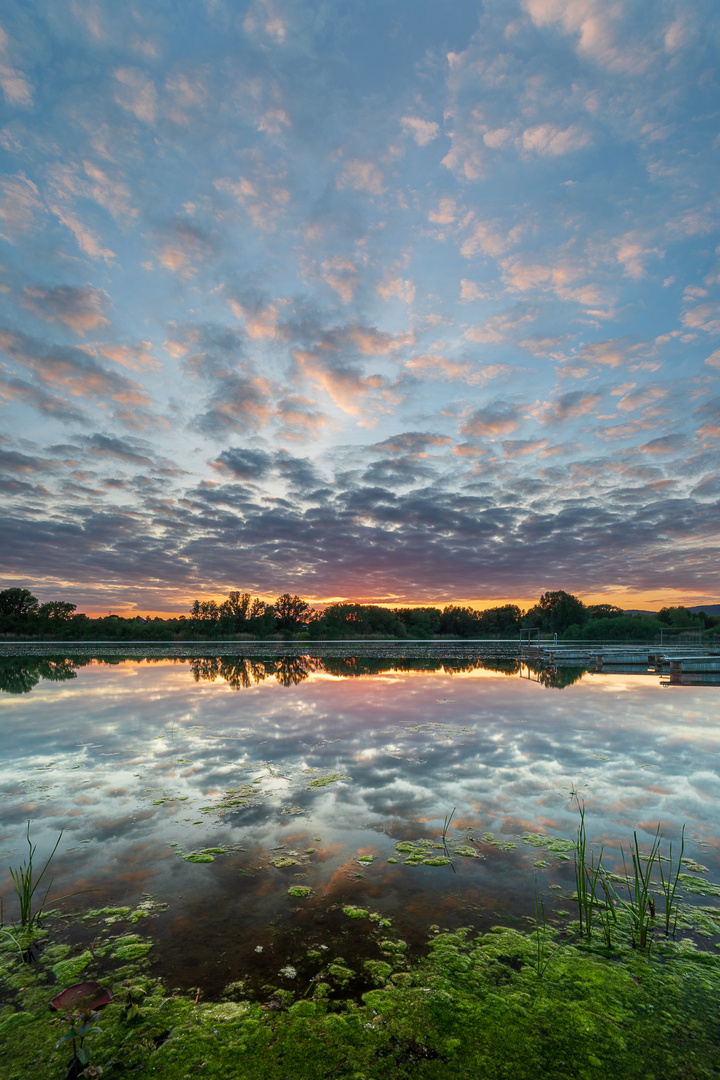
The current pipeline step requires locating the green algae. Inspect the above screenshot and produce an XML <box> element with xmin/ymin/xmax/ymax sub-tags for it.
<box><xmin>327</xmin><ymin>963</ymin><xmax>354</xmax><ymax>985</ymax></box>
<box><xmin>271</xmin><ymin>856</ymin><xmax>299</xmax><ymax>868</ymax></box>
<box><xmin>422</xmin><ymin>856</ymin><xmax>451</xmax><ymax>866</ymax></box>
<box><xmin>51</xmin><ymin>949</ymin><xmax>92</xmax><ymax>983</ymax></box>
<box><xmin>343</xmin><ymin>906</ymin><xmax>369</xmax><ymax>919</ymax></box>
<box><xmin>83</xmin><ymin>906</ymin><xmax>132</xmax><ymax>922</ymax></box>
<box><xmin>288</xmin><ymin>886</ymin><xmax>312</xmax><ymax>898</ymax></box>
<box><xmin>364</xmin><ymin>960</ymin><xmax>392</xmax><ymax>985</ymax></box>
<box><xmin>183</xmin><ymin>852</ymin><xmax>214</xmax><ymax>863</ymax></box>
<box><xmin>306</xmin><ymin>773</ymin><xmax>349</xmax><ymax>788</ymax></box>
<box><xmin>112</xmin><ymin>937</ymin><xmax>153</xmax><ymax>963</ymax></box>
<box><xmin>3</xmin><ymin>917</ymin><xmax>720</xmax><ymax>1080</ymax></box>
<box><xmin>678</xmin><ymin>874</ymin><xmax>720</xmax><ymax>896</ymax></box>
<box><xmin>522</xmin><ymin>833</ymin><xmax>575</xmax><ymax>853</ymax></box>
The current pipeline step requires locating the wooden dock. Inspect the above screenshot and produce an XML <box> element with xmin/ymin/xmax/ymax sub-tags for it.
<box><xmin>520</xmin><ymin>644</ymin><xmax>720</xmax><ymax>674</ymax></box>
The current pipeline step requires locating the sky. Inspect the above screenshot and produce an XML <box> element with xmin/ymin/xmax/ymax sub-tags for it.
<box><xmin>1</xmin><ymin>0</ymin><xmax>719</xmax><ymax>616</ymax></box>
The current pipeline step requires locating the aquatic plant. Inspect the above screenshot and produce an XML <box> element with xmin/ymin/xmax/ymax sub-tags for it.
<box><xmin>619</xmin><ymin>827</ymin><xmax>662</xmax><ymax>950</ymax></box>
<box><xmin>573</xmin><ymin>801</ymin><xmax>608</xmax><ymax>940</ymax></box>
<box><xmin>54</xmin><ymin>1008</ymin><xmax>103</xmax><ymax>1079</ymax></box>
<box><xmin>658</xmin><ymin>824</ymin><xmax>685</xmax><ymax>937</ymax></box>
<box><xmin>8</xmin><ymin>822</ymin><xmax>63</xmax><ymax>930</ymax></box>
<box><xmin>441</xmin><ymin>807</ymin><xmax>456</xmax><ymax>844</ymax></box>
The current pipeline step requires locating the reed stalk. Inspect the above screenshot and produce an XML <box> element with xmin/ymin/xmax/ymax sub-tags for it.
<box><xmin>658</xmin><ymin>824</ymin><xmax>685</xmax><ymax>937</ymax></box>
<box><xmin>620</xmin><ymin>827</ymin><xmax>661</xmax><ymax>950</ymax></box>
<box><xmin>8</xmin><ymin>822</ymin><xmax>63</xmax><ymax>930</ymax></box>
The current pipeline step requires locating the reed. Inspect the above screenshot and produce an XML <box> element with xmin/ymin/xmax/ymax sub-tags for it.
<box><xmin>658</xmin><ymin>824</ymin><xmax>685</xmax><ymax>937</ymax></box>
<box><xmin>441</xmin><ymin>807</ymin><xmax>456</xmax><ymax>845</ymax></box>
<box><xmin>573</xmin><ymin>801</ymin><xmax>606</xmax><ymax>939</ymax></box>
<box><xmin>619</xmin><ymin>828</ymin><xmax>662</xmax><ymax>950</ymax></box>
<box><xmin>9</xmin><ymin>822</ymin><xmax>63</xmax><ymax>930</ymax></box>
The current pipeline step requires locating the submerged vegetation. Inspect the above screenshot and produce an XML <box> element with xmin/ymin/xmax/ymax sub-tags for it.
<box><xmin>2</xmin><ymin>811</ymin><xmax>720</xmax><ymax>1078</ymax></box>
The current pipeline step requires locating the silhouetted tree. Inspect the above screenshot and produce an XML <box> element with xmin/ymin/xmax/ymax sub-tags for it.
<box><xmin>274</xmin><ymin>594</ymin><xmax>312</xmax><ymax>631</ymax></box>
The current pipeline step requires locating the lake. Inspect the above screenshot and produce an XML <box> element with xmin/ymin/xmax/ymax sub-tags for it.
<box><xmin>1</xmin><ymin>647</ymin><xmax>719</xmax><ymax>999</ymax></box>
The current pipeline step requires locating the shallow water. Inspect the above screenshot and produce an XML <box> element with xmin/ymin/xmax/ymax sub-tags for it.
<box><xmin>1</xmin><ymin>651</ymin><xmax>719</xmax><ymax>997</ymax></box>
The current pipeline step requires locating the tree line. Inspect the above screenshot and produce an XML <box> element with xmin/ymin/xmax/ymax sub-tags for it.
<box><xmin>0</xmin><ymin>586</ymin><xmax>717</xmax><ymax>641</ymax></box>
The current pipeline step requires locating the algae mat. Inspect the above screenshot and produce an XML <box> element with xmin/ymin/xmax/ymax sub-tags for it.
<box><xmin>2</xmin><ymin>917</ymin><xmax>720</xmax><ymax>1080</ymax></box>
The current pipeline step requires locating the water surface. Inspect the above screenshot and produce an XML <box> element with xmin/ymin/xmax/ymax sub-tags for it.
<box><xmin>1</xmin><ymin>652</ymin><xmax>718</xmax><ymax>996</ymax></box>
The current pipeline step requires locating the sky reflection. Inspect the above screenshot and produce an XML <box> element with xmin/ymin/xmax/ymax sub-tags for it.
<box><xmin>1</xmin><ymin>657</ymin><xmax>718</xmax><ymax>992</ymax></box>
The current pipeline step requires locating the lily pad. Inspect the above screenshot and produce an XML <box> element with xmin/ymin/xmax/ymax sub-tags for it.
<box><xmin>49</xmin><ymin>982</ymin><xmax>112</xmax><ymax>1012</ymax></box>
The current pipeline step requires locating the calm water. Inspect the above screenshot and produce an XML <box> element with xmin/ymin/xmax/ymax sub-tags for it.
<box><xmin>1</xmin><ymin>651</ymin><xmax>719</xmax><ymax>996</ymax></box>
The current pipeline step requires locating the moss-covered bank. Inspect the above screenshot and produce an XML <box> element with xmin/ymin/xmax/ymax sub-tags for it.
<box><xmin>2</xmin><ymin>916</ymin><xmax>720</xmax><ymax>1080</ymax></box>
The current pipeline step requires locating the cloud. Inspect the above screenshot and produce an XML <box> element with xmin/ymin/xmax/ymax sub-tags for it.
<box><xmin>428</xmin><ymin>197</ymin><xmax>460</xmax><ymax>225</ymax></box>
<box><xmin>337</xmin><ymin>160</ymin><xmax>385</xmax><ymax>196</ymax></box>
<box><xmin>99</xmin><ymin>343</ymin><xmax>162</xmax><ymax>373</ymax></box>
<box><xmin>613</xmin><ymin>233</ymin><xmax>663</xmax><ymax>279</ymax></box>
<box><xmin>400</xmin><ymin>116</ymin><xmax>440</xmax><ymax>146</ymax></box>
<box><xmin>460</xmin><ymin>219</ymin><xmax>521</xmax><ymax>259</ymax></box>
<box><xmin>154</xmin><ymin>219</ymin><xmax>217</xmax><ymax>277</ymax></box>
<box><xmin>78</xmin><ymin>433</ymin><xmax>157</xmax><ymax>467</ymax></box>
<box><xmin>537</xmin><ymin>390</ymin><xmax>603</xmax><ymax>423</ymax></box>
<box><xmin>293</xmin><ymin>350</ymin><xmax>391</xmax><ymax>416</ymax></box>
<box><xmin>573</xmin><ymin>339</ymin><xmax>629</xmax><ymax>369</ymax></box>
<box><xmin>615</xmin><ymin>385</ymin><xmax>668</xmax><ymax>413</ymax></box>
<box><xmin>0</xmin><ymin>172</ymin><xmax>44</xmax><ymax>234</ymax></box>
<box><xmin>227</xmin><ymin>298</ymin><xmax>280</xmax><ymax>340</ymax></box>
<box><xmin>21</xmin><ymin>285</ymin><xmax>110</xmax><ymax>334</ymax></box>
<box><xmin>636</xmin><ymin>434</ymin><xmax>685</xmax><ymax>454</ymax></box>
<box><xmin>214</xmin><ymin>176</ymin><xmax>290</xmax><ymax>232</ymax></box>
<box><xmin>519</xmin><ymin>124</ymin><xmax>589</xmax><ymax>156</ymax></box>
<box><xmin>502</xmin><ymin>438</ymin><xmax>550</xmax><ymax>457</ymax></box>
<box><xmin>188</xmin><ymin>356</ymin><xmax>275</xmax><ymax>435</ymax></box>
<box><xmin>275</xmin><ymin>395</ymin><xmax>328</xmax><ymax>440</ymax></box>
<box><xmin>243</xmin><ymin>0</ymin><xmax>287</xmax><ymax>44</ymax></box>
<box><xmin>705</xmin><ymin>349</ymin><xmax>720</xmax><ymax>369</ymax></box>
<box><xmin>214</xmin><ymin>447</ymin><xmax>274</xmax><ymax>480</ymax></box>
<box><xmin>0</xmin><ymin>370</ymin><xmax>89</xmax><ymax>423</ymax></box>
<box><xmin>113</xmin><ymin>67</ymin><xmax>158</xmax><ymax>124</ymax></box>
<box><xmin>320</xmin><ymin>257</ymin><xmax>358</xmax><ymax>303</ymax></box>
<box><xmin>521</xmin><ymin>0</ymin><xmax>652</xmax><ymax>73</ymax></box>
<box><xmin>0</xmin><ymin>330</ymin><xmax>152</xmax><ymax>411</ymax></box>
<box><xmin>0</xmin><ymin>448</ymin><xmax>63</xmax><ymax>475</ymax></box>
<box><xmin>406</xmin><ymin>354</ymin><xmax>515</xmax><ymax>385</ymax></box>
<box><xmin>369</xmin><ymin>432</ymin><xmax>452</xmax><ymax>456</ymax></box>
<box><xmin>460</xmin><ymin>280</ymin><xmax>488</xmax><ymax>302</ymax></box>
<box><xmin>464</xmin><ymin>308</ymin><xmax>535</xmax><ymax>343</ymax></box>
<box><xmin>377</xmin><ymin>277</ymin><xmax>415</xmax><ymax>304</ymax></box>
<box><xmin>682</xmin><ymin>303</ymin><xmax>720</xmax><ymax>335</ymax></box>
<box><xmin>460</xmin><ymin>402</ymin><xmax>520</xmax><ymax>438</ymax></box>
<box><xmin>0</xmin><ymin>27</ymin><xmax>33</xmax><ymax>107</ymax></box>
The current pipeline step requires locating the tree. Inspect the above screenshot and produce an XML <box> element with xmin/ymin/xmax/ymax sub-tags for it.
<box><xmin>439</xmin><ymin>605</ymin><xmax>480</xmax><ymax>637</ymax></box>
<box><xmin>525</xmin><ymin>591</ymin><xmax>586</xmax><ymax>634</ymax></box>
<box><xmin>220</xmin><ymin>591</ymin><xmax>252</xmax><ymax>627</ymax></box>
<box><xmin>38</xmin><ymin>601</ymin><xmax>77</xmax><ymax>623</ymax></box>
<box><xmin>586</xmin><ymin>604</ymin><xmax>623</xmax><ymax>620</ymax></box>
<box><xmin>190</xmin><ymin>599</ymin><xmax>220</xmax><ymax>623</ymax></box>
<box><xmin>274</xmin><ymin>594</ymin><xmax>311</xmax><ymax>631</ymax></box>
<box><xmin>657</xmin><ymin>606</ymin><xmax>700</xmax><ymax>628</ymax></box>
<box><xmin>0</xmin><ymin>588</ymin><xmax>39</xmax><ymax>617</ymax></box>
